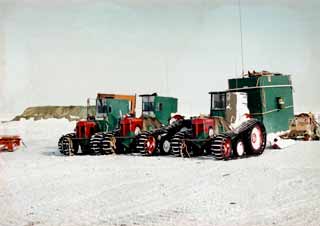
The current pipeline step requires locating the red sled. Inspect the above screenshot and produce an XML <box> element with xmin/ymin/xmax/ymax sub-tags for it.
<box><xmin>0</xmin><ymin>136</ymin><xmax>21</xmax><ymax>152</ymax></box>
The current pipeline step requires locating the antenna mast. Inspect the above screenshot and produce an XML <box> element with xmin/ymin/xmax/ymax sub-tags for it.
<box><xmin>238</xmin><ymin>0</ymin><xmax>245</xmax><ymax>76</ymax></box>
<box><xmin>165</xmin><ymin>56</ymin><xmax>169</xmax><ymax>95</ymax></box>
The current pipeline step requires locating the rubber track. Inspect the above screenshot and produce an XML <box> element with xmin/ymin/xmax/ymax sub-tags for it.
<box><xmin>211</xmin><ymin>119</ymin><xmax>263</xmax><ymax>160</ymax></box>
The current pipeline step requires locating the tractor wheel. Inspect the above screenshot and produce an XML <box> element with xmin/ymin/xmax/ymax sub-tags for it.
<box><xmin>89</xmin><ymin>132</ymin><xmax>105</xmax><ymax>155</ymax></box>
<box><xmin>137</xmin><ymin>132</ymin><xmax>158</xmax><ymax>156</ymax></box>
<box><xmin>211</xmin><ymin>135</ymin><xmax>232</xmax><ymax>160</ymax></box>
<box><xmin>58</xmin><ymin>137</ymin><xmax>63</xmax><ymax>153</ymax></box>
<box><xmin>144</xmin><ymin>135</ymin><xmax>157</xmax><ymax>155</ymax></box>
<box><xmin>58</xmin><ymin>133</ymin><xmax>75</xmax><ymax>154</ymax></box>
<box><xmin>59</xmin><ymin>133</ymin><xmax>78</xmax><ymax>156</ymax></box>
<box><xmin>171</xmin><ymin>131</ymin><xmax>192</xmax><ymax>157</ymax></box>
<box><xmin>136</xmin><ymin>132</ymin><xmax>152</xmax><ymax>155</ymax></box>
<box><xmin>101</xmin><ymin>133</ymin><xmax>117</xmax><ymax>155</ymax></box>
<box><xmin>160</xmin><ymin>138</ymin><xmax>171</xmax><ymax>155</ymax></box>
<box><xmin>233</xmin><ymin>139</ymin><xmax>245</xmax><ymax>157</ymax></box>
<box><xmin>245</xmin><ymin>122</ymin><xmax>266</xmax><ymax>155</ymax></box>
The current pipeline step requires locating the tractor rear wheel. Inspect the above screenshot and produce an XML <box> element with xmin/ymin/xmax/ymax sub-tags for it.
<box><xmin>246</xmin><ymin>122</ymin><xmax>266</xmax><ymax>155</ymax></box>
<box><xmin>211</xmin><ymin>135</ymin><xmax>232</xmax><ymax>160</ymax></box>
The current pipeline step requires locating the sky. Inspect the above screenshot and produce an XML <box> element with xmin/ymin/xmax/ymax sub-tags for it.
<box><xmin>0</xmin><ymin>0</ymin><xmax>319</xmax><ymax>116</ymax></box>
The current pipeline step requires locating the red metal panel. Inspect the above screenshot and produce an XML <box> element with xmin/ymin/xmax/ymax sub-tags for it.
<box><xmin>192</xmin><ymin>118</ymin><xmax>215</xmax><ymax>136</ymax></box>
<box><xmin>120</xmin><ymin>117</ymin><xmax>143</xmax><ymax>136</ymax></box>
<box><xmin>76</xmin><ymin>121</ymin><xmax>97</xmax><ymax>139</ymax></box>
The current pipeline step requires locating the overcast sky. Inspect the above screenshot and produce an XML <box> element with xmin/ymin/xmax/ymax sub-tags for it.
<box><xmin>0</xmin><ymin>0</ymin><xmax>319</xmax><ymax>115</ymax></box>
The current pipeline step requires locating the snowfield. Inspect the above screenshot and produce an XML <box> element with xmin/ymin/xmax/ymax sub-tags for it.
<box><xmin>0</xmin><ymin>119</ymin><xmax>320</xmax><ymax>226</ymax></box>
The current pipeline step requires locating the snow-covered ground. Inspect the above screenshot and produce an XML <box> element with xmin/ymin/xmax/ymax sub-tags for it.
<box><xmin>0</xmin><ymin>119</ymin><xmax>320</xmax><ymax>226</ymax></box>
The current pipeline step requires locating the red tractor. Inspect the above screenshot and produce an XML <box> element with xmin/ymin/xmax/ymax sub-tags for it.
<box><xmin>58</xmin><ymin>93</ymin><xmax>136</xmax><ymax>155</ymax></box>
<box><xmin>88</xmin><ymin>93</ymin><xmax>180</xmax><ymax>154</ymax></box>
<box><xmin>171</xmin><ymin>92</ymin><xmax>267</xmax><ymax>160</ymax></box>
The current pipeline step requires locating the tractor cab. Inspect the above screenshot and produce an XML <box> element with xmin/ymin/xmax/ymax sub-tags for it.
<box><xmin>210</xmin><ymin>92</ymin><xmax>227</xmax><ymax>118</ymax></box>
<box><xmin>117</xmin><ymin>93</ymin><xmax>179</xmax><ymax>152</ymax></box>
<box><xmin>210</xmin><ymin>91</ymin><xmax>250</xmax><ymax>127</ymax></box>
<box><xmin>140</xmin><ymin>93</ymin><xmax>178</xmax><ymax>126</ymax></box>
<box><xmin>75</xmin><ymin>95</ymin><xmax>130</xmax><ymax>140</ymax></box>
<box><xmin>119</xmin><ymin>93</ymin><xmax>178</xmax><ymax>139</ymax></box>
<box><xmin>95</xmin><ymin>96</ymin><xmax>131</xmax><ymax>132</ymax></box>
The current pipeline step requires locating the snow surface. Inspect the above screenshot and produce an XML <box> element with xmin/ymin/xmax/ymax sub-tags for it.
<box><xmin>0</xmin><ymin>119</ymin><xmax>320</xmax><ymax>226</ymax></box>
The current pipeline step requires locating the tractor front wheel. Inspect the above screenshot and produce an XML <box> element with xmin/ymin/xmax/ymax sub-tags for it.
<box><xmin>58</xmin><ymin>133</ymin><xmax>79</xmax><ymax>156</ymax></box>
<box><xmin>211</xmin><ymin>135</ymin><xmax>232</xmax><ymax>160</ymax></box>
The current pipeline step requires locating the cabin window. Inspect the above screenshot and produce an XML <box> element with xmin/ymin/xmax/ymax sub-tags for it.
<box><xmin>142</xmin><ymin>96</ymin><xmax>155</xmax><ymax>112</ymax></box>
<box><xmin>211</xmin><ymin>93</ymin><xmax>226</xmax><ymax>110</ymax></box>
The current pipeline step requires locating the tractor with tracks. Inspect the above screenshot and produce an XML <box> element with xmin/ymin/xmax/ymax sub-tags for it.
<box><xmin>58</xmin><ymin>93</ymin><xmax>136</xmax><ymax>155</ymax></box>
<box><xmin>136</xmin><ymin>115</ymin><xmax>191</xmax><ymax>156</ymax></box>
<box><xmin>89</xmin><ymin>93</ymin><xmax>181</xmax><ymax>154</ymax></box>
<box><xmin>171</xmin><ymin>91</ymin><xmax>267</xmax><ymax>160</ymax></box>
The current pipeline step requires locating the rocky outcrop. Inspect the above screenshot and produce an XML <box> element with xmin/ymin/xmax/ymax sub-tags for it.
<box><xmin>13</xmin><ymin>106</ymin><xmax>95</xmax><ymax>121</ymax></box>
